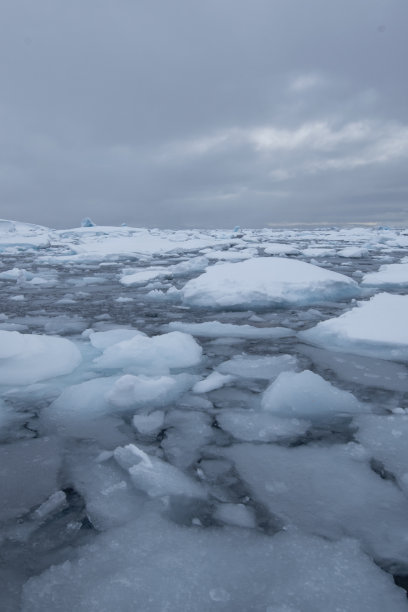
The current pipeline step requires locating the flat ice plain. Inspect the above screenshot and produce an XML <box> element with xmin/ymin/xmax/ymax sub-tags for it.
<box><xmin>1</xmin><ymin>219</ymin><xmax>408</xmax><ymax>611</ymax></box>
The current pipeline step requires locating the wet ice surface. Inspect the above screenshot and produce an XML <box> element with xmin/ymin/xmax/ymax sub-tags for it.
<box><xmin>1</xmin><ymin>221</ymin><xmax>408</xmax><ymax>611</ymax></box>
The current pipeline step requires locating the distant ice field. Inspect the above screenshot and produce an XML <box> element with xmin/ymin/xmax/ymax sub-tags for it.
<box><xmin>1</xmin><ymin>220</ymin><xmax>408</xmax><ymax>611</ymax></box>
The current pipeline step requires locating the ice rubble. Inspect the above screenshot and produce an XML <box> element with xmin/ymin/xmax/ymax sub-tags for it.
<box><xmin>0</xmin><ymin>330</ymin><xmax>81</xmax><ymax>385</ymax></box>
<box><xmin>299</xmin><ymin>293</ymin><xmax>408</xmax><ymax>361</ymax></box>
<box><xmin>182</xmin><ymin>257</ymin><xmax>359</xmax><ymax>308</ymax></box>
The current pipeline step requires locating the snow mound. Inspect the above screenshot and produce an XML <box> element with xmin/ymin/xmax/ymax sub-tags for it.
<box><xmin>182</xmin><ymin>257</ymin><xmax>359</xmax><ymax>309</ymax></box>
<box><xmin>0</xmin><ymin>330</ymin><xmax>81</xmax><ymax>385</ymax></box>
<box><xmin>299</xmin><ymin>293</ymin><xmax>408</xmax><ymax>362</ymax></box>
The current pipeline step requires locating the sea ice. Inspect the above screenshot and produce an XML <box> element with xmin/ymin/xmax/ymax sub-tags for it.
<box><xmin>0</xmin><ymin>330</ymin><xmax>81</xmax><ymax>385</ymax></box>
<box><xmin>21</xmin><ymin>511</ymin><xmax>407</xmax><ymax>612</ymax></box>
<box><xmin>224</xmin><ymin>442</ymin><xmax>408</xmax><ymax>565</ymax></box>
<box><xmin>182</xmin><ymin>257</ymin><xmax>359</xmax><ymax>309</ymax></box>
<box><xmin>299</xmin><ymin>293</ymin><xmax>408</xmax><ymax>361</ymax></box>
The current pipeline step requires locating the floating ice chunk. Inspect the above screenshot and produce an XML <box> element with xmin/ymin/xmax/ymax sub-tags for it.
<box><xmin>132</xmin><ymin>410</ymin><xmax>165</xmax><ymax>435</ymax></box>
<box><xmin>0</xmin><ymin>267</ymin><xmax>33</xmax><ymax>281</ymax></box>
<box><xmin>301</xmin><ymin>247</ymin><xmax>336</xmax><ymax>257</ymax></box>
<box><xmin>361</xmin><ymin>263</ymin><xmax>408</xmax><ymax>287</ymax></box>
<box><xmin>355</xmin><ymin>414</ymin><xmax>408</xmax><ymax>496</ymax></box>
<box><xmin>168</xmin><ymin>256</ymin><xmax>209</xmax><ymax>276</ymax></box>
<box><xmin>192</xmin><ymin>371</ymin><xmax>234</xmax><ymax>394</ymax></box>
<box><xmin>166</xmin><ymin>320</ymin><xmax>294</xmax><ymax>339</ymax></box>
<box><xmin>107</xmin><ymin>374</ymin><xmax>194</xmax><ymax>409</ymax></box>
<box><xmin>261</xmin><ymin>370</ymin><xmax>362</xmax><ymax>419</ymax></box>
<box><xmin>0</xmin><ymin>437</ymin><xmax>61</xmax><ymax>521</ymax></box>
<box><xmin>299</xmin><ymin>293</ymin><xmax>408</xmax><ymax>362</ymax></box>
<box><xmin>225</xmin><ymin>442</ymin><xmax>408</xmax><ymax>564</ymax></box>
<box><xmin>182</xmin><ymin>257</ymin><xmax>359</xmax><ymax>309</ymax></box>
<box><xmin>120</xmin><ymin>267</ymin><xmax>168</xmax><ymax>286</ymax></box>
<box><xmin>264</xmin><ymin>243</ymin><xmax>300</xmax><ymax>256</ymax></box>
<box><xmin>213</xmin><ymin>503</ymin><xmax>256</xmax><ymax>528</ymax></box>
<box><xmin>217</xmin><ymin>354</ymin><xmax>297</xmax><ymax>379</ymax></box>
<box><xmin>114</xmin><ymin>444</ymin><xmax>205</xmax><ymax>498</ymax></box>
<box><xmin>204</xmin><ymin>248</ymin><xmax>258</xmax><ymax>261</ymax></box>
<box><xmin>217</xmin><ymin>409</ymin><xmax>309</xmax><ymax>442</ymax></box>
<box><xmin>115</xmin><ymin>296</ymin><xmax>134</xmax><ymax>303</ymax></box>
<box><xmin>94</xmin><ymin>331</ymin><xmax>202</xmax><ymax>374</ymax></box>
<box><xmin>32</xmin><ymin>490</ymin><xmax>67</xmax><ymax>520</ymax></box>
<box><xmin>89</xmin><ymin>328</ymin><xmax>144</xmax><ymax>350</ymax></box>
<box><xmin>8</xmin><ymin>294</ymin><xmax>25</xmax><ymax>301</ymax></box>
<box><xmin>0</xmin><ymin>330</ymin><xmax>81</xmax><ymax>385</ymax></box>
<box><xmin>21</xmin><ymin>510</ymin><xmax>408</xmax><ymax>612</ymax></box>
<box><xmin>338</xmin><ymin>246</ymin><xmax>368</xmax><ymax>258</ymax></box>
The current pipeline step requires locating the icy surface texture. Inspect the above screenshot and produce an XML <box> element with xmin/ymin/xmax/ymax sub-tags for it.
<box><xmin>1</xmin><ymin>221</ymin><xmax>408</xmax><ymax>611</ymax></box>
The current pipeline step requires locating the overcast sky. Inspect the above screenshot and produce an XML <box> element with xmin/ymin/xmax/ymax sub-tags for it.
<box><xmin>1</xmin><ymin>0</ymin><xmax>407</xmax><ymax>228</ymax></box>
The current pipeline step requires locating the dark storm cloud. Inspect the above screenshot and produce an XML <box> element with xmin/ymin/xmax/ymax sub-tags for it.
<box><xmin>0</xmin><ymin>0</ymin><xmax>407</xmax><ymax>227</ymax></box>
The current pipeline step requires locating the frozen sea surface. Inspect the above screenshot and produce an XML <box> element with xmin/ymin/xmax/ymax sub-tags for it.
<box><xmin>1</xmin><ymin>221</ymin><xmax>408</xmax><ymax>611</ymax></box>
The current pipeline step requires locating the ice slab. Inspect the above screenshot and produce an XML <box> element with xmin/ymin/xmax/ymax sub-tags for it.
<box><xmin>21</xmin><ymin>511</ymin><xmax>408</xmax><ymax>612</ymax></box>
<box><xmin>182</xmin><ymin>257</ymin><xmax>359</xmax><ymax>309</ymax></box>
<box><xmin>217</xmin><ymin>409</ymin><xmax>309</xmax><ymax>442</ymax></box>
<box><xmin>299</xmin><ymin>293</ymin><xmax>408</xmax><ymax>362</ymax></box>
<box><xmin>362</xmin><ymin>263</ymin><xmax>408</xmax><ymax>287</ymax></box>
<box><xmin>217</xmin><ymin>354</ymin><xmax>298</xmax><ymax>380</ymax></box>
<box><xmin>261</xmin><ymin>370</ymin><xmax>363</xmax><ymax>420</ymax></box>
<box><xmin>166</xmin><ymin>320</ymin><xmax>294</xmax><ymax>339</ymax></box>
<box><xmin>225</xmin><ymin>442</ymin><xmax>408</xmax><ymax>565</ymax></box>
<box><xmin>114</xmin><ymin>444</ymin><xmax>205</xmax><ymax>499</ymax></box>
<box><xmin>0</xmin><ymin>437</ymin><xmax>61</xmax><ymax>521</ymax></box>
<box><xmin>0</xmin><ymin>330</ymin><xmax>81</xmax><ymax>385</ymax></box>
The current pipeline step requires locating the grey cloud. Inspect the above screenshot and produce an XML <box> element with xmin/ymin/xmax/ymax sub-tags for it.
<box><xmin>0</xmin><ymin>0</ymin><xmax>407</xmax><ymax>227</ymax></box>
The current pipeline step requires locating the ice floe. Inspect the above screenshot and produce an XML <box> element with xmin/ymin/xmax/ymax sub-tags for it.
<box><xmin>182</xmin><ymin>257</ymin><xmax>359</xmax><ymax>309</ymax></box>
<box><xmin>299</xmin><ymin>293</ymin><xmax>408</xmax><ymax>361</ymax></box>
